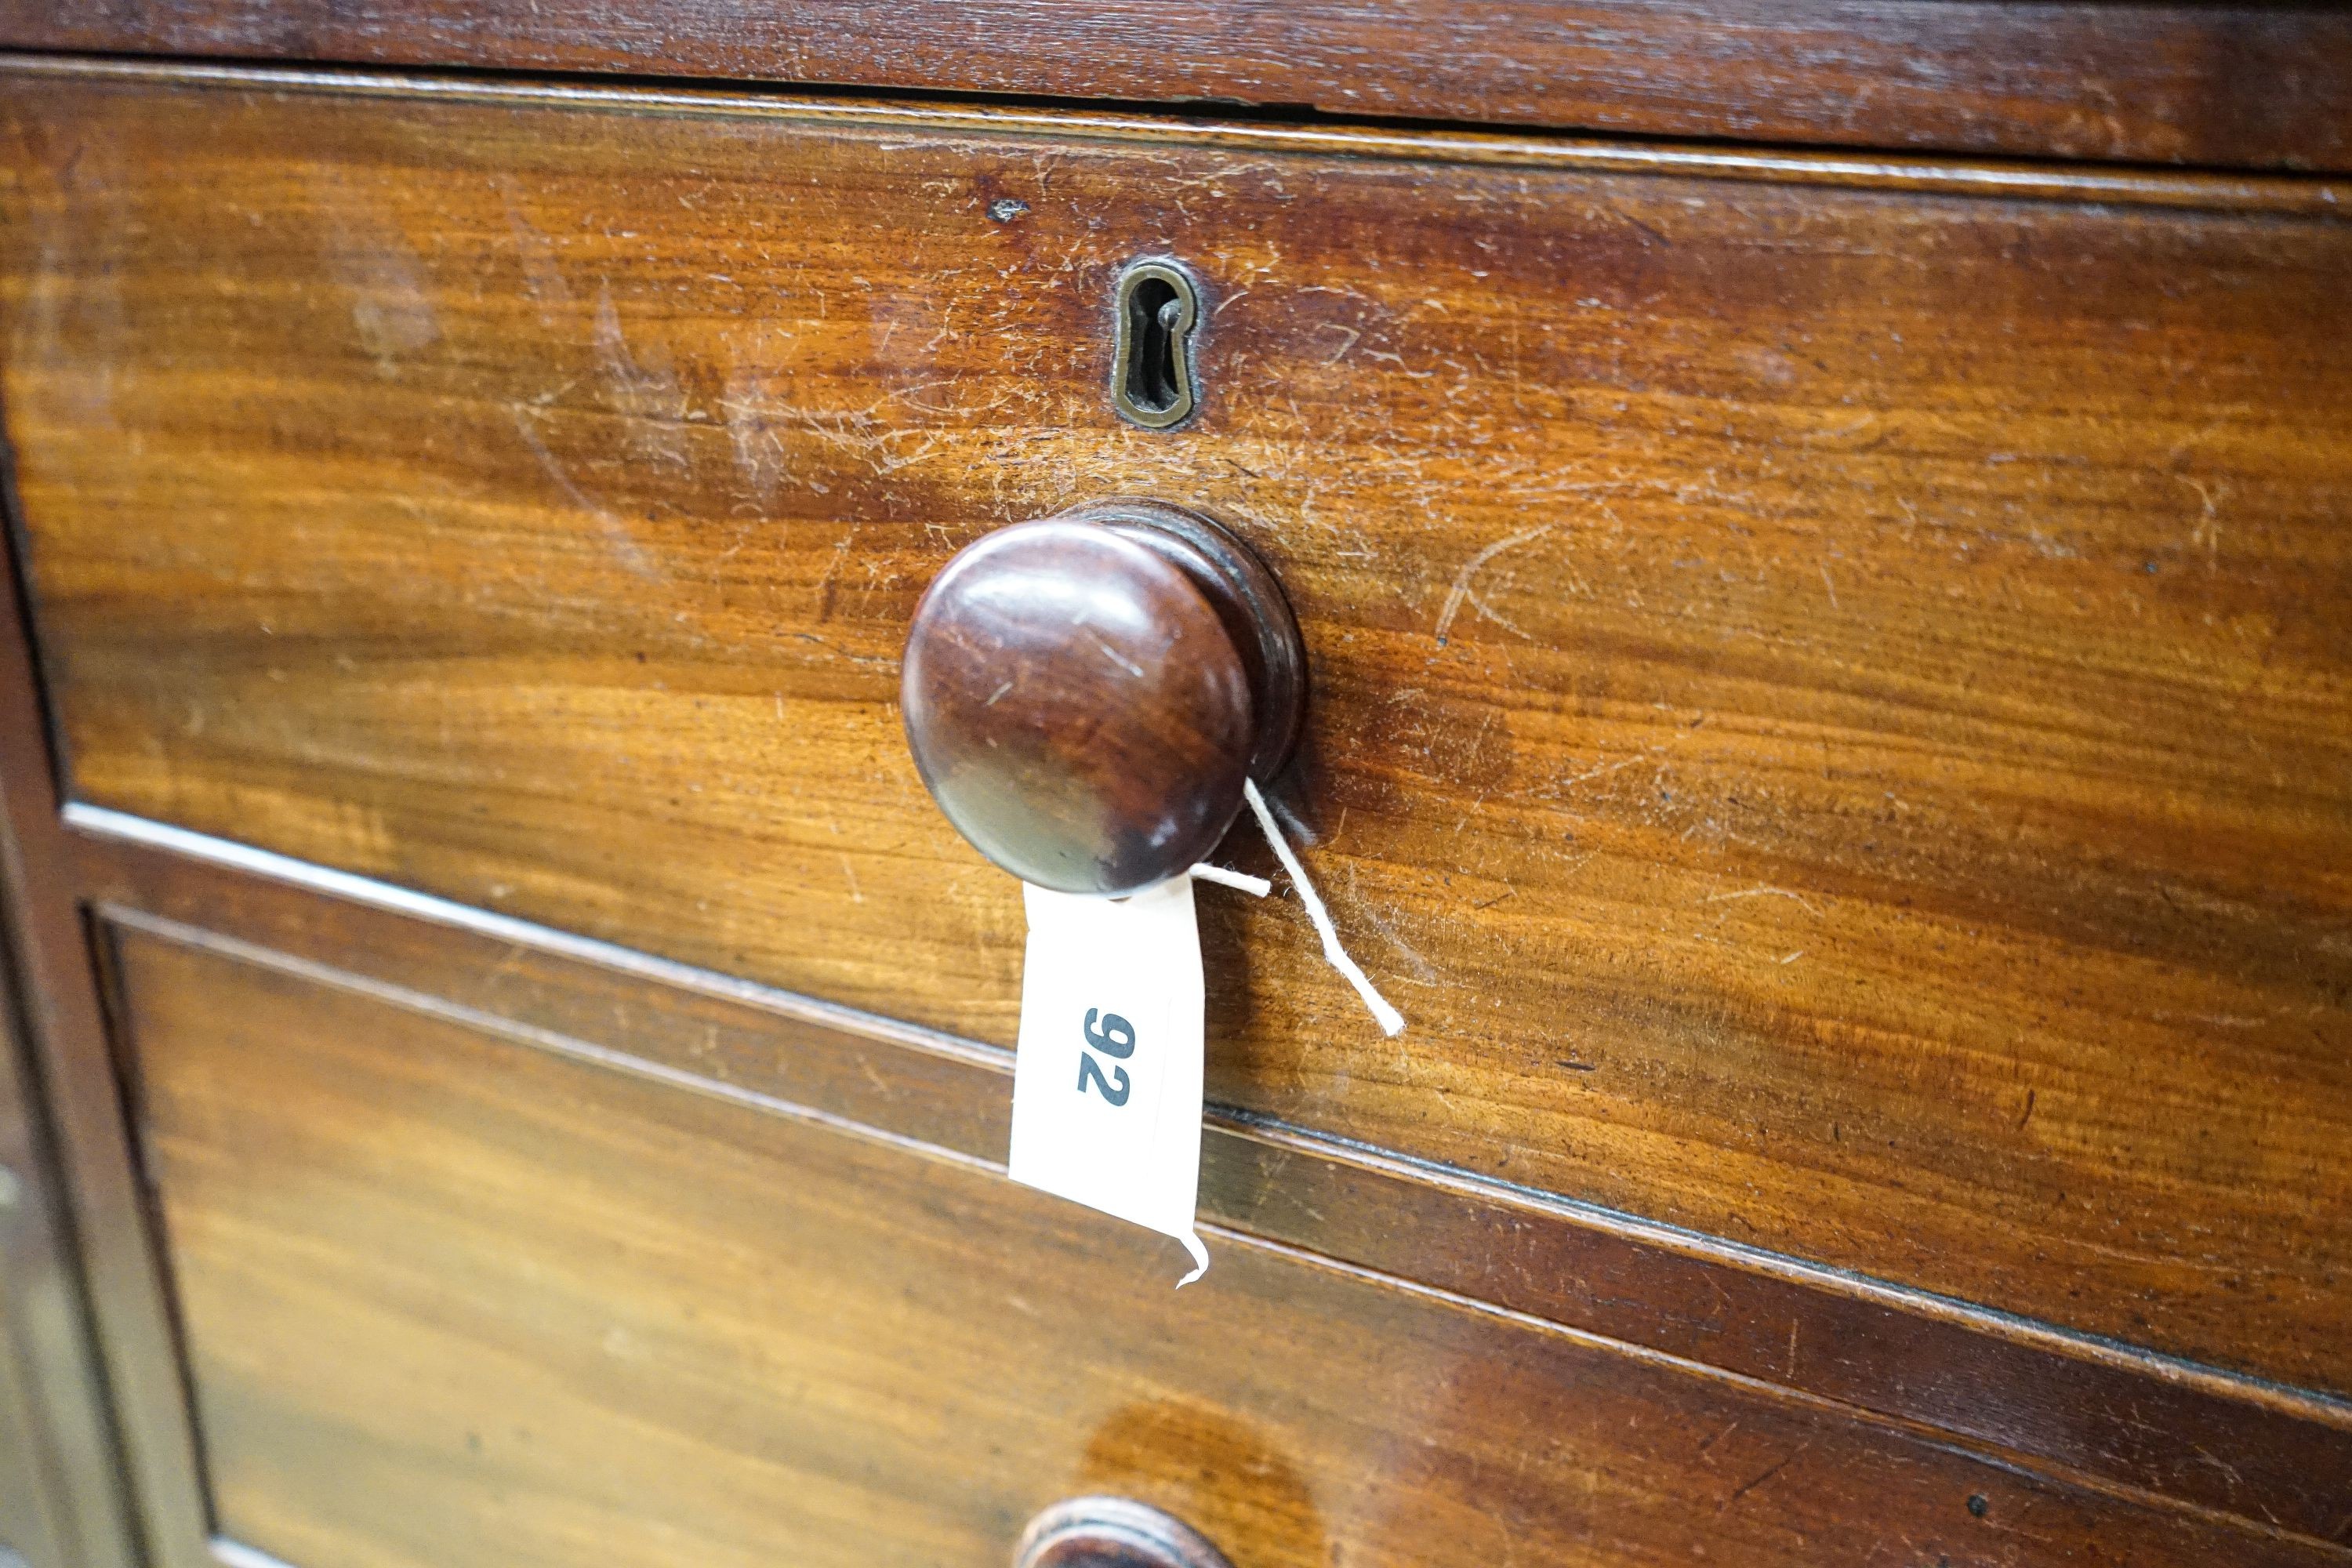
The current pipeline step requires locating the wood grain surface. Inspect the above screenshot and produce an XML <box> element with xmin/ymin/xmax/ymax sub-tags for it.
<box><xmin>5</xmin><ymin>63</ymin><xmax>2352</xmax><ymax>1400</ymax></box>
<box><xmin>70</xmin><ymin>814</ymin><xmax>2352</xmax><ymax>1548</ymax></box>
<box><xmin>101</xmin><ymin>918</ymin><xmax>2343</xmax><ymax>1568</ymax></box>
<box><xmin>0</xmin><ymin>376</ymin><xmax>191</xmax><ymax>1568</ymax></box>
<box><xmin>2</xmin><ymin>1</ymin><xmax>2349</xmax><ymax>172</ymax></box>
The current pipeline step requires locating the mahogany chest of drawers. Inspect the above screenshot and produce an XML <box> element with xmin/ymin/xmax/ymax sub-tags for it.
<box><xmin>0</xmin><ymin>8</ymin><xmax>2349</xmax><ymax>1568</ymax></box>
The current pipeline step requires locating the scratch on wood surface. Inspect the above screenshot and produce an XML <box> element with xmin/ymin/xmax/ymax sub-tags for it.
<box><xmin>1344</xmin><ymin>864</ymin><xmax>1440</xmax><ymax>983</ymax></box>
<box><xmin>508</xmin><ymin>405</ymin><xmax>663</xmax><ymax>581</ymax></box>
<box><xmin>1722</xmin><ymin>1442</ymin><xmax>1811</xmax><ymax>1509</ymax></box>
<box><xmin>1436</xmin><ymin>523</ymin><xmax>1555</xmax><ymax>647</ymax></box>
<box><xmin>1702</xmin><ymin>885</ymin><xmax>1823</xmax><ymax>918</ymax></box>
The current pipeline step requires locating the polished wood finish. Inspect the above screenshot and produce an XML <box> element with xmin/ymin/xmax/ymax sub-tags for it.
<box><xmin>2</xmin><ymin>2</ymin><xmax>2349</xmax><ymax>173</ymax></box>
<box><xmin>903</xmin><ymin>504</ymin><xmax>1303</xmax><ymax>895</ymax></box>
<box><xmin>64</xmin><ymin>810</ymin><xmax>2352</xmax><ymax>1548</ymax></box>
<box><xmin>6</xmin><ymin>61</ymin><xmax>2351</xmax><ymax>1399</ymax></box>
<box><xmin>0</xmin><ymin>405</ymin><xmax>204</xmax><ymax>1568</ymax></box>
<box><xmin>95</xmin><ymin>917</ymin><xmax>2342</xmax><ymax>1568</ymax></box>
<box><xmin>906</xmin><ymin>517</ymin><xmax>1247</xmax><ymax>896</ymax></box>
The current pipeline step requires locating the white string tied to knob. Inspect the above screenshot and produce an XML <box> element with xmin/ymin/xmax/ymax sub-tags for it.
<box><xmin>1217</xmin><ymin>779</ymin><xmax>1406</xmax><ymax>1036</ymax></box>
<box><xmin>1186</xmin><ymin>862</ymin><xmax>1272</xmax><ymax>897</ymax></box>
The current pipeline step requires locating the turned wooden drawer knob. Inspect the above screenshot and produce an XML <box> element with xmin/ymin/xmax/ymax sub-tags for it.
<box><xmin>1013</xmin><ymin>1497</ymin><xmax>1235</xmax><ymax>1568</ymax></box>
<box><xmin>902</xmin><ymin>500</ymin><xmax>1305</xmax><ymax>896</ymax></box>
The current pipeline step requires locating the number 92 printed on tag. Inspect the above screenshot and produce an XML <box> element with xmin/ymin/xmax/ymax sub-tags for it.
<box><xmin>1076</xmin><ymin>1007</ymin><xmax>1136</xmax><ymax>1104</ymax></box>
<box><xmin>1007</xmin><ymin>879</ymin><xmax>1211</xmax><ymax>1284</ymax></box>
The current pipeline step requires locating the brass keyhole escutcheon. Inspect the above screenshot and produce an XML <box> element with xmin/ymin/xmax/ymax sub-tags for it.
<box><xmin>1112</xmin><ymin>260</ymin><xmax>1200</xmax><ymax>429</ymax></box>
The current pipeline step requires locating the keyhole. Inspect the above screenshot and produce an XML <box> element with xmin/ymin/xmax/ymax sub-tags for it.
<box><xmin>1112</xmin><ymin>260</ymin><xmax>1200</xmax><ymax>429</ymax></box>
<box><xmin>1127</xmin><ymin>281</ymin><xmax>1184</xmax><ymax>410</ymax></box>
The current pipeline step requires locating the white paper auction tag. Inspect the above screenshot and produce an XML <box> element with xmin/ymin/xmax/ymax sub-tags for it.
<box><xmin>1007</xmin><ymin>877</ymin><xmax>1211</xmax><ymax>1285</ymax></box>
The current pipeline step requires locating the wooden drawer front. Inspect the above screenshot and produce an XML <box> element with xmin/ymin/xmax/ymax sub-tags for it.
<box><xmin>98</xmin><ymin>915</ymin><xmax>2328</xmax><ymax>1568</ymax></box>
<box><xmin>6</xmin><ymin>61</ymin><xmax>2350</xmax><ymax>1402</ymax></box>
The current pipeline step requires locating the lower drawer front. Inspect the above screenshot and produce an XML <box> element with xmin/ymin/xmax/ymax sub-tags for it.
<box><xmin>103</xmin><ymin>918</ymin><xmax>2298</xmax><ymax>1568</ymax></box>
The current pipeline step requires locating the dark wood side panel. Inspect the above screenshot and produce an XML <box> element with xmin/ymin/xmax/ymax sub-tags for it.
<box><xmin>99</xmin><ymin>918</ymin><xmax>2343</xmax><ymax>1568</ymax></box>
<box><xmin>71</xmin><ymin>815</ymin><xmax>2352</xmax><ymax>1548</ymax></box>
<box><xmin>6</xmin><ymin>64</ymin><xmax>2351</xmax><ymax>1399</ymax></box>
<box><xmin>2</xmin><ymin>2</ymin><xmax>2350</xmax><ymax>172</ymax></box>
<box><xmin>0</xmin><ymin>387</ymin><xmax>201</xmax><ymax>1568</ymax></box>
<box><xmin>0</xmin><ymin>973</ymin><xmax>111</xmax><ymax>1568</ymax></box>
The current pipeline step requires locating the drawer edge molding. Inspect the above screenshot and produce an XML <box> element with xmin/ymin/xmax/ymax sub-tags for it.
<box><xmin>0</xmin><ymin>52</ymin><xmax>2343</xmax><ymax>220</ymax></box>
<box><xmin>64</xmin><ymin>801</ymin><xmax>2352</xmax><ymax>1551</ymax></box>
<box><xmin>0</xmin><ymin>1</ymin><xmax>2346</xmax><ymax>176</ymax></box>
